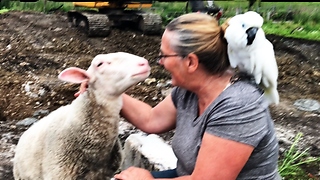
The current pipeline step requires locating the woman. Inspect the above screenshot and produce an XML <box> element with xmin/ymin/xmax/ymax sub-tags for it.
<box><xmin>113</xmin><ymin>12</ymin><xmax>281</xmax><ymax>180</ymax></box>
<box><xmin>113</xmin><ymin>12</ymin><xmax>280</xmax><ymax>180</ymax></box>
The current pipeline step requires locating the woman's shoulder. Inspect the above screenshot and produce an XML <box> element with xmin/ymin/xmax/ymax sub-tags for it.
<box><xmin>218</xmin><ymin>80</ymin><xmax>267</xmax><ymax>108</ymax></box>
<box><xmin>226</xmin><ymin>72</ymin><xmax>261</xmax><ymax>94</ymax></box>
<box><xmin>228</xmin><ymin>80</ymin><xmax>263</xmax><ymax>95</ymax></box>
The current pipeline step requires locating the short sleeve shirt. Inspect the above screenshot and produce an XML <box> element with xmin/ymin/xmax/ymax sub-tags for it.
<box><xmin>171</xmin><ymin>80</ymin><xmax>280</xmax><ymax>180</ymax></box>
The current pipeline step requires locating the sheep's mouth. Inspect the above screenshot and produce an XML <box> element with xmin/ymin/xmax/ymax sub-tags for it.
<box><xmin>132</xmin><ymin>70</ymin><xmax>150</xmax><ymax>77</ymax></box>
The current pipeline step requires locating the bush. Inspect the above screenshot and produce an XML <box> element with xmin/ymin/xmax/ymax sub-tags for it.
<box><xmin>0</xmin><ymin>0</ymin><xmax>11</xmax><ymax>9</ymax></box>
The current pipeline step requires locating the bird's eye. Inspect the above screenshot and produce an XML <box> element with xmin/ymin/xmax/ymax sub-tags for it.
<box><xmin>242</xmin><ymin>24</ymin><xmax>245</xmax><ymax>28</ymax></box>
<box><xmin>97</xmin><ymin>62</ymin><xmax>103</xmax><ymax>67</ymax></box>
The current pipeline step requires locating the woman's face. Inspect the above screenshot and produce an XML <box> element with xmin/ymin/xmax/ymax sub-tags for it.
<box><xmin>159</xmin><ymin>30</ymin><xmax>187</xmax><ymax>86</ymax></box>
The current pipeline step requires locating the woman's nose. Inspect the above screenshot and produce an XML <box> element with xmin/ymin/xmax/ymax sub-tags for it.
<box><xmin>158</xmin><ymin>58</ymin><xmax>164</xmax><ymax>65</ymax></box>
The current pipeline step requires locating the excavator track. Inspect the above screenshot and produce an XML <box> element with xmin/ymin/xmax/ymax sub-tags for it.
<box><xmin>68</xmin><ymin>11</ymin><xmax>111</xmax><ymax>37</ymax></box>
<box><xmin>138</xmin><ymin>12</ymin><xmax>163</xmax><ymax>35</ymax></box>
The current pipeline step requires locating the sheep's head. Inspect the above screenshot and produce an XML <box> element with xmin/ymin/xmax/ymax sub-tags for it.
<box><xmin>58</xmin><ymin>52</ymin><xmax>151</xmax><ymax>96</ymax></box>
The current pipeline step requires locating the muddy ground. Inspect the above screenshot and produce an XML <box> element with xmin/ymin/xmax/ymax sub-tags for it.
<box><xmin>0</xmin><ymin>11</ymin><xmax>319</xmax><ymax>179</ymax></box>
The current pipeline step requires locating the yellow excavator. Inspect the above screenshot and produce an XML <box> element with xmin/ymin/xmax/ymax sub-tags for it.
<box><xmin>67</xmin><ymin>1</ymin><xmax>221</xmax><ymax>36</ymax></box>
<box><xmin>22</xmin><ymin>0</ymin><xmax>221</xmax><ymax>36</ymax></box>
<box><xmin>67</xmin><ymin>1</ymin><xmax>168</xmax><ymax>36</ymax></box>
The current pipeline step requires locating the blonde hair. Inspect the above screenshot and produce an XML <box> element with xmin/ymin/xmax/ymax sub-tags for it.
<box><xmin>166</xmin><ymin>13</ymin><xmax>230</xmax><ymax>75</ymax></box>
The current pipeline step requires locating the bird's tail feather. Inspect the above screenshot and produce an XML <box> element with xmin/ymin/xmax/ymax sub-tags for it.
<box><xmin>264</xmin><ymin>87</ymin><xmax>279</xmax><ymax>105</ymax></box>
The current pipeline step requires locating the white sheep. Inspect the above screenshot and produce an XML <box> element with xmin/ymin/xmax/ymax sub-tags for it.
<box><xmin>13</xmin><ymin>52</ymin><xmax>151</xmax><ymax>180</ymax></box>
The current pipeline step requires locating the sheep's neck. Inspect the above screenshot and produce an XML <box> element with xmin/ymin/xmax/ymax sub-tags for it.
<box><xmin>78</xmin><ymin>90</ymin><xmax>121</xmax><ymax>139</ymax></box>
<box><xmin>64</xmin><ymin>90</ymin><xmax>122</xmax><ymax>163</ymax></box>
<box><xmin>85</xmin><ymin>90</ymin><xmax>122</xmax><ymax>123</ymax></box>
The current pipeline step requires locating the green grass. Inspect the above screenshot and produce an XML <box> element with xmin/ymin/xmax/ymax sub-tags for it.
<box><xmin>263</xmin><ymin>21</ymin><xmax>320</xmax><ymax>41</ymax></box>
<box><xmin>153</xmin><ymin>1</ymin><xmax>320</xmax><ymax>41</ymax></box>
<box><xmin>2</xmin><ymin>0</ymin><xmax>73</xmax><ymax>12</ymax></box>
<box><xmin>0</xmin><ymin>8</ymin><xmax>9</xmax><ymax>14</ymax></box>
<box><xmin>278</xmin><ymin>133</ymin><xmax>320</xmax><ymax>179</ymax></box>
<box><xmin>216</xmin><ymin>1</ymin><xmax>320</xmax><ymax>41</ymax></box>
<box><xmin>2</xmin><ymin>0</ymin><xmax>320</xmax><ymax>41</ymax></box>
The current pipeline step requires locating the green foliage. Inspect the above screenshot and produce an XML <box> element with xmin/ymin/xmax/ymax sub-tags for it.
<box><xmin>263</xmin><ymin>21</ymin><xmax>320</xmax><ymax>41</ymax></box>
<box><xmin>153</xmin><ymin>1</ymin><xmax>320</xmax><ymax>41</ymax></box>
<box><xmin>278</xmin><ymin>133</ymin><xmax>320</xmax><ymax>179</ymax></box>
<box><xmin>152</xmin><ymin>2</ymin><xmax>187</xmax><ymax>25</ymax></box>
<box><xmin>0</xmin><ymin>0</ymin><xmax>10</xmax><ymax>9</ymax></box>
<box><xmin>3</xmin><ymin>0</ymin><xmax>320</xmax><ymax>41</ymax></box>
<box><xmin>217</xmin><ymin>1</ymin><xmax>320</xmax><ymax>41</ymax></box>
<box><xmin>6</xmin><ymin>0</ymin><xmax>73</xmax><ymax>12</ymax></box>
<box><xmin>153</xmin><ymin>1</ymin><xmax>187</xmax><ymax>11</ymax></box>
<box><xmin>0</xmin><ymin>9</ymin><xmax>9</xmax><ymax>14</ymax></box>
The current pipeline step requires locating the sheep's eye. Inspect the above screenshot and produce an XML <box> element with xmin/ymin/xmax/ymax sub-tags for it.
<box><xmin>97</xmin><ymin>62</ymin><xmax>103</xmax><ymax>67</ymax></box>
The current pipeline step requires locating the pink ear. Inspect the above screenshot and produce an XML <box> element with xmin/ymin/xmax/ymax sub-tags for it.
<box><xmin>58</xmin><ymin>67</ymin><xmax>90</xmax><ymax>83</ymax></box>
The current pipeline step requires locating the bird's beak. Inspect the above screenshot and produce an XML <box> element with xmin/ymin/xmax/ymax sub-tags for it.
<box><xmin>246</xmin><ymin>27</ymin><xmax>259</xmax><ymax>45</ymax></box>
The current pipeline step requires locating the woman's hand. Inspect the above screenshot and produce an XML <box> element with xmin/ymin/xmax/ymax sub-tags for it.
<box><xmin>114</xmin><ymin>167</ymin><xmax>154</xmax><ymax>180</ymax></box>
<box><xmin>74</xmin><ymin>81</ymin><xmax>88</xmax><ymax>97</ymax></box>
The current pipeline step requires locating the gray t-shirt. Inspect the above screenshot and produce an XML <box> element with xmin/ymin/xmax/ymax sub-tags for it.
<box><xmin>171</xmin><ymin>80</ymin><xmax>281</xmax><ymax>180</ymax></box>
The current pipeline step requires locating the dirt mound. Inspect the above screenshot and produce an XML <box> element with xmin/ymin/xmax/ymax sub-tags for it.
<box><xmin>0</xmin><ymin>11</ymin><xmax>319</xmax><ymax>179</ymax></box>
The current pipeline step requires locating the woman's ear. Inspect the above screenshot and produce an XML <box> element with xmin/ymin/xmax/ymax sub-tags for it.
<box><xmin>185</xmin><ymin>53</ymin><xmax>199</xmax><ymax>73</ymax></box>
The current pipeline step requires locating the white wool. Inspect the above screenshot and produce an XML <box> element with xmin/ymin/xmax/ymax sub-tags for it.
<box><xmin>126</xmin><ymin>133</ymin><xmax>177</xmax><ymax>170</ymax></box>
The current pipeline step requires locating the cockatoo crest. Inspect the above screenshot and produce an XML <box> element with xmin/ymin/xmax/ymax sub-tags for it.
<box><xmin>224</xmin><ymin>11</ymin><xmax>279</xmax><ymax>105</ymax></box>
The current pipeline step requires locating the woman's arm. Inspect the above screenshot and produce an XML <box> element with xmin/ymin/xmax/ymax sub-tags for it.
<box><xmin>114</xmin><ymin>133</ymin><xmax>253</xmax><ymax>180</ymax></box>
<box><xmin>190</xmin><ymin>132</ymin><xmax>254</xmax><ymax>179</ymax></box>
<box><xmin>120</xmin><ymin>93</ymin><xmax>177</xmax><ymax>134</ymax></box>
<box><xmin>75</xmin><ymin>82</ymin><xmax>177</xmax><ymax>134</ymax></box>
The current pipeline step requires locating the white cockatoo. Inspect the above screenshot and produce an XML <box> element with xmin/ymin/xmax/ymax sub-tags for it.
<box><xmin>224</xmin><ymin>11</ymin><xmax>279</xmax><ymax>105</ymax></box>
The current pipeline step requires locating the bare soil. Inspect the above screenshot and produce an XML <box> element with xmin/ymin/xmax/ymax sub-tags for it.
<box><xmin>0</xmin><ymin>11</ymin><xmax>319</xmax><ymax>179</ymax></box>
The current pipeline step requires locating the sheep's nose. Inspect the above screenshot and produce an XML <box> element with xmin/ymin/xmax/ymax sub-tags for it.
<box><xmin>138</xmin><ymin>59</ymin><xmax>149</xmax><ymax>67</ymax></box>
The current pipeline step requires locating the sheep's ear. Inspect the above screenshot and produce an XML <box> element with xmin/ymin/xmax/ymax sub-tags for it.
<box><xmin>58</xmin><ymin>67</ymin><xmax>90</xmax><ymax>84</ymax></box>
